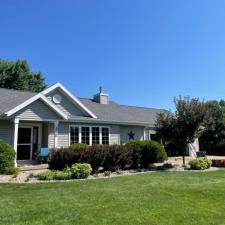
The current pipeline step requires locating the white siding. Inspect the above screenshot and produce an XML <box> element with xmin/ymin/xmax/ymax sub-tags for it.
<box><xmin>14</xmin><ymin>99</ymin><xmax>61</xmax><ymax>121</ymax></box>
<box><xmin>0</xmin><ymin>120</ymin><xmax>13</xmax><ymax>145</ymax></box>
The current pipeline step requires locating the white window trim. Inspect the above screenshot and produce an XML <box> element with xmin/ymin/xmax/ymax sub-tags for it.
<box><xmin>69</xmin><ymin>125</ymin><xmax>110</xmax><ymax>146</ymax></box>
<box><xmin>69</xmin><ymin>125</ymin><xmax>80</xmax><ymax>145</ymax></box>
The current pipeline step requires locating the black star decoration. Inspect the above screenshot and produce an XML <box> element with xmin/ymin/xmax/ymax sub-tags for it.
<box><xmin>128</xmin><ymin>131</ymin><xmax>135</xmax><ymax>140</ymax></box>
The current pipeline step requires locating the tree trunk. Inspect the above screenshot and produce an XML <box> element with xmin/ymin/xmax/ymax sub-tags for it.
<box><xmin>182</xmin><ymin>148</ymin><xmax>186</xmax><ymax>166</ymax></box>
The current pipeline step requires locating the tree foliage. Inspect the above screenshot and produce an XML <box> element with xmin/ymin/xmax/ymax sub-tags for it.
<box><xmin>155</xmin><ymin>96</ymin><xmax>206</xmax><ymax>164</ymax></box>
<box><xmin>0</xmin><ymin>59</ymin><xmax>47</xmax><ymax>92</ymax></box>
<box><xmin>200</xmin><ymin>100</ymin><xmax>225</xmax><ymax>153</ymax></box>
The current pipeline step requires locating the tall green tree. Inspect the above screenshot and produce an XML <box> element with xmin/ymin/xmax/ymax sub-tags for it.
<box><xmin>155</xmin><ymin>96</ymin><xmax>206</xmax><ymax>165</ymax></box>
<box><xmin>0</xmin><ymin>59</ymin><xmax>47</xmax><ymax>92</ymax></box>
<box><xmin>200</xmin><ymin>100</ymin><xmax>225</xmax><ymax>153</ymax></box>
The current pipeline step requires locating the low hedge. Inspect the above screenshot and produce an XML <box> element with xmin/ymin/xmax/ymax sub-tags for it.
<box><xmin>126</xmin><ymin>140</ymin><xmax>168</xmax><ymax>168</ymax></box>
<box><xmin>49</xmin><ymin>141</ymin><xmax>167</xmax><ymax>172</ymax></box>
<box><xmin>189</xmin><ymin>157</ymin><xmax>212</xmax><ymax>170</ymax></box>
<box><xmin>0</xmin><ymin>139</ymin><xmax>15</xmax><ymax>173</ymax></box>
<box><xmin>38</xmin><ymin>163</ymin><xmax>92</xmax><ymax>180</ymax></box>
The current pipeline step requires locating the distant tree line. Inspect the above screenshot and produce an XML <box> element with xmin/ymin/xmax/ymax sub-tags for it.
<box><xmin>0</xmin><ymin>59</ymin><xmax>47</xmax><ymax>92</ymax></box>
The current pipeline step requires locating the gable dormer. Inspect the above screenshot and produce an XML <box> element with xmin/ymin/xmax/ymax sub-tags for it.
<box><xmin>42</xmin><ymin>83</ymin><xmax>97</xmax><ymax>119</ymax></box>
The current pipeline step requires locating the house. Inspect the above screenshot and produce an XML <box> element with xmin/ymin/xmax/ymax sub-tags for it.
<box><xmin>0</xmin><ymin>83</ymin><xmax>191</xmax><ymax>163</ymax></box>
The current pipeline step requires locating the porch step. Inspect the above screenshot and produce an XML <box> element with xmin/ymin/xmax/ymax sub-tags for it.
<box><xmin>19</xmin><ymin>164</ymin><xmax>49</xmax><ymax>171</ymax></box>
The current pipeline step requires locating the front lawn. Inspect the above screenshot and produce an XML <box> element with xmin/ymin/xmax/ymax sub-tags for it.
<box><xmin>0</xmin><ymin>170</ymin><xmax>225</xmax><ymax>225</ymax></box>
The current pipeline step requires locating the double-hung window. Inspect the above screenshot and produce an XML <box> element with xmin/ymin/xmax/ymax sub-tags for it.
<box><xmin>70</xmin><ymin>126</ymin><xmax>109</xmax><ymax>146</ymax></box>
<box><xmin>92</xmin><ymin>127</ymin><xmax>100</xmax><ymax>145</ymax></box>
<box><xmin>70</xmin><ymin>126</ymin><xmax>79</xmax><ymax>144</ymax></box>
<box><xmin>102</xmin><ymin>127</ymin><xmax>109</xmax><ymax>145</ymax></box>
<box><xmin>81</xmin><ymin>127</ymin><xmax>90</xmax><ymax>145</ymax></box>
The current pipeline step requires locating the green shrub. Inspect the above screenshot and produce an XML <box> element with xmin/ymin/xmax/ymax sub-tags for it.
<box><xmin>38</xmin><ymin>169</ymin><xmax>72</xmax><ymax>181</ymax></box>
<box><xmin>69</xmin><ymin>143</ymin><xmax>88</xmax><ymax>151</ymax></box>
<box><xmin>71</xmin><ymin>163</ymin><xmax>92</xmax><ymax>179</ymax></box>
<box><xmin>49</xmin><ymin>141</ymin><xmax>167</xmax><ymax>172</ymax></box>
<box><xmin>54</xmin><ymin>170</ymin><xmax>71</xmax><ymax>180</ymax></box>
<box><xmin>38</xmin><ymin>170</ymin><xmax>55</xmax><ymax>180</ymax></box>
<box><xmin>126</xmin><ymin>140</ymin><xmax>168</xmax><ymax>168</ymax></box>
<box><xmin>189</xmin><ymin>157</ymin><xmax>212</xmax><ymax>170</ymax></box>
<box><xmin>0</xmin><ymin>139</ymin><xmax>15</xmax><ymax>173</ymax></box>
<box><xmin>102</xmin><ymin>145</ymin><xmax>132</xmax><ymax>171</ymax></box>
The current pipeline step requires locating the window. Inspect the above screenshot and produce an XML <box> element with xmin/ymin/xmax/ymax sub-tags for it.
<box><xmin>92</xmin><ymin>127</ymin><xmax>100</xmax><ymax>145</ymax></box>
<box><xmin>70</xmin><ymin>126</ymin><xmax>79</xmax><ymax>144</ymax></box>
<box><xmin>69</xmin><ymin>125</ymin><xmax>110</xmax><ymax>146</ymax></box>
<box><xmin>82</xmin><ymin>127</ymin><xmax>90</xmax><ymax>145</ymax></box>
<box><xmin>102</xmin><ymin>127</ymin><xmax>109</xmax><ymax>145</ymax></box>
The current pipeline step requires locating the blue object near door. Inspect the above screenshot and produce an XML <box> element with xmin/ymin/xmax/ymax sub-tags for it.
<box><xmin>40</xmin><ymin>148</ymin><xmax>49</xmax><ymax>157</ymax></box>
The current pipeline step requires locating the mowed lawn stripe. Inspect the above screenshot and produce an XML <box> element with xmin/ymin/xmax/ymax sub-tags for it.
<box><xmin>0</xmin><ymin>170</ymin><xmax>225</xmax><ymax>225</ymax></box>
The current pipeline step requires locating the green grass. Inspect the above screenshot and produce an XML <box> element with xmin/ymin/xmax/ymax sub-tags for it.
<box><xmin>0</xmin><ymin>170</ymin><xmax>225</xmax><ymax>225</ymax></box>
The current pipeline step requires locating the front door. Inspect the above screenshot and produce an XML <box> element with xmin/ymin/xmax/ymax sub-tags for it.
<box><xmin>17</xmin><ymin>127</ymin><xmax>32</xmax><ymax>160</ymax></box>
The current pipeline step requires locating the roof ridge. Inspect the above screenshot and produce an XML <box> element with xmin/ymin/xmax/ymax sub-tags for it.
<box><xmin>118</xmin><ymin>104</ymin><xmax>166</xmax><ymax>111</ymax></box>
<box><xmin>78</xmin><ymin>97</ymin><xmax>166</xmax><ymax>111</ymax></box>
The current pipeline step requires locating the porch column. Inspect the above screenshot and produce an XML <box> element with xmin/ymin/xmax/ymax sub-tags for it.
<box><xmin>54</xmin><ymin>121</ymin><xmax>59</xmax><ymax>148</ymax></box>
<box><xmin>13</xmin><ymin>118</ymin><xmax>19</xmax><ymax>167</ymax></box>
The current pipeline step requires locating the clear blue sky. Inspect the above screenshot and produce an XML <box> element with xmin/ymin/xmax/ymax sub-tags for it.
<box><xmin>1</xmin><ymin>0</ymin><xmax>225</xmax><ymax>110</ymax></box>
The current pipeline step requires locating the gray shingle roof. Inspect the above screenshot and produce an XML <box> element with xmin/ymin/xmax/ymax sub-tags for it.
<box><xmin>0</xmin><ymin>88</ymin><xmax>36</xmax><ymax>115</ymax></box>
<box><xmin>78</xmin><ymin>98</ymin><xmax>166</xmax><ymax>126</ymax></box>
<box><xmin>0</xmin><ymin>87</ymin><xmax>166</xmax><ymax>126</ymax></box>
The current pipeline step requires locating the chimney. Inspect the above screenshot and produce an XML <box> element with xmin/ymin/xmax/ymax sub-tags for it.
<box><xmin>94</xmin><ymin>86</ymin><xmax>109</xmax><ymax>104</ymax></box>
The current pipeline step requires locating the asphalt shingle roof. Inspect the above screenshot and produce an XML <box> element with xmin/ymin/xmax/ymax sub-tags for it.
<box><xmin>0</xmin><ymin>88</ymin><xmax>36</xmax><ymax>114</ymax></box>
<box><xmin>0</xmin><ymin>87</ymin><xmax>166</xmax><ymax>125</ymax></box>
<box><xmin>78</xmin><ymin>98</ymin><xmax>166</xmax><ymax>126</ymax></box>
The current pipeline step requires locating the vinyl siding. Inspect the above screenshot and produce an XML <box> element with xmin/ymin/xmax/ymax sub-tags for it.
<box><xmin>46</xmin><ymin>89</ymin><xmax>89</xmax><ymax>118</ymax></box>
<box><xmin>48</xmin><ymin>123</ymin><xmax>55</xmax><ymax>148</ymax></box>
<box><xmin>109</xmin><ymin>125</ymin><xmax>120</xmax><ymax>145</ymax></box>
<box><xmin>42</xmin><ymin>122</ymin><xmax>49</xmax><ymax>148</ymax></box>
<box><xmin>0</xmin><ymin>120</ymin><xmax>13</xmax><ymax>145</ymax></box>
<box><xmin>48</xmin><ymin>123</ymin><xmax>145</xmax><ymax>148</ymax></box>
<box><xmin>14</xmin><ymin>99</ymin><xmax>61</xmax><ymax>121</ymax></box>
<box><xmin>48</xmin><ymin>122</ymin><xmax>121</xmax><ymax>148</ymax></box>
<box><xmin>120</xmin><ymin>125</ymin><xmax>145</xmax><ymax>145</ymax></box>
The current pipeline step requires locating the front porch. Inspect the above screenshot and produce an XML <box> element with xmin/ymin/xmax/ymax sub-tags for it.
<box><xmin>13</xmin><ymin>118</ymin><xmax>59</xmax><ymax>165</ymax></box>
<box><xmin>17</xmin><ymin>160</ymin><xmax>49</xmax><ymax>171</ymax></box>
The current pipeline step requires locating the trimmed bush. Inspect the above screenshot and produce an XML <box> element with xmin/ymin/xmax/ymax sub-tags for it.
<box><xmin>103</xmin><ymin>145</ymin><xmax>132</xmax><ymax>171</ymax></box>
<box><xmin>69</xmin><ymin>143</ymin><xmax>88</xmax><ymax>151</ymax></box>
<box><xmin>38</xmin><ymin>169</ymin><xmax>72</xmax><ymax>180</ymax></box>
<box><xmin>54</xmin><ymin>170</ymin><xmax>72</xmax><ymax>180</ymax></box>
<box><xmin>38</xmin><ymin>170</ymin><xmax>55</xmax><ymax>180</ymax></box>
<box><xmin>126</xmin><ymin>140</ymin><xmax>168</xmax><ymax>168</ymax></box>
<box><xmin>0</xmin><ymin>139</ymin><xmax>15</xmax><ymax>173</ymax></box>
<box><xmin>189</xmin><ymin>157</ymin><xmax>212</xmax><ymax>170</ymax></box>
<box><xmin>71</xmin><ymin>163</ymin><xmax>92</xmax><ymax>179</ymax></box>
<box><xmin>49</xmin><ymin>141</ymin><xmax>167</xmax><ymax>172</ymax></box>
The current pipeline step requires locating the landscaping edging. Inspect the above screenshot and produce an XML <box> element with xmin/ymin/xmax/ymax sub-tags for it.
<box><xmin>0</xmin><ymin>167</ymin><xmax>220</xmax><ymax>184</ymax></box>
